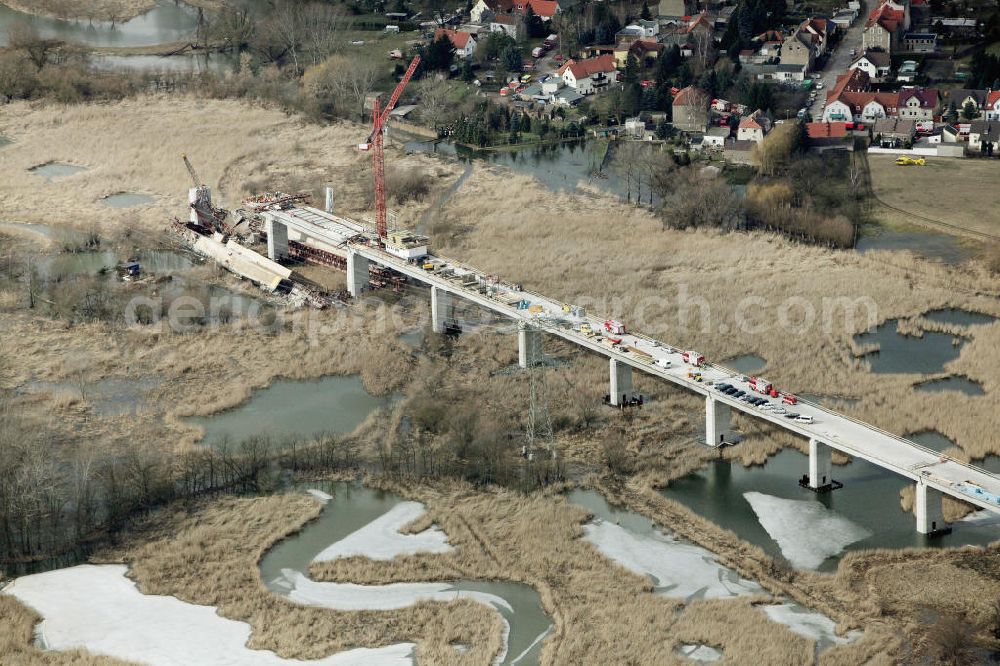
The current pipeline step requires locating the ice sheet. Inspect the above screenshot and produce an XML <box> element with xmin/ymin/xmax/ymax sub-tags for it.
<box><xmin>581</xmin><ymin>520</ymin><xmax>762</xmax><ymax>602</ymax></box>
<box><xmin>743</xmin><ymin>492</ymin><xmax>872</xmax><ymax>570</ymax></box>
<box><xmin>5</xmin><ymin>564</ymin><xmax>415</xmax><ymax>666</ymax></box>
<box><xmin>313</xmin><ymin>501</ymin><xmax>453</xmax><ymax>562</ymax></box>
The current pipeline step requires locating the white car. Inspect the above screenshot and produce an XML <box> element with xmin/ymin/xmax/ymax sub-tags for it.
<box><xmin>771</xmin><ymin>406</ymin><xmax>787</xmax><ymax>415</ymax></box>
<box><xmin>655</xmin><ymin>358</ymin><xmax>672</xmax><ymax>369</ymax></box>
<box><xmin>794</xmin><ymin>415</ymin><xmax>814</xmax><ymax>424</ymax></box>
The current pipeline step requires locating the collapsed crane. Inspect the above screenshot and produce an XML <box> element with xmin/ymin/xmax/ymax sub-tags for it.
<box><xmin>363</xmin><ymin>55</ymin><xmax>420</xmax><ymax>244</ymax></box>
<box><xmin>182</xmin><ymin>153</ymin><xmax>229</xmax><ymax>234</ymax></box>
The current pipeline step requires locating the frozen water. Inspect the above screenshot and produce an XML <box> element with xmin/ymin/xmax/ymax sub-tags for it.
<box><xmin>762</xmin><ymin>603</ymin><xmax>862</xmax><ymax>650</ymax></box>
<box><xmin>581</xmin><ymin>520</ymin><xmax>762</xmax><ymax>602</ymax></box>
<box><xmin>278</xmin><ymin>569</ymin><xmax>512</xmax><ymax>612</ymax></box>
<box><xmin>743</xmin><ymin>492</ymin><xmax>872</xmax><ymax>570</ymax></box>
<box><xmin>313</xmin><ymin>501</ymin><xmax>453</xmax><ymax>562</ymax></box>
<box><xmin>4</xmin><ymin>564</ymin><xmax>415</xmax><ymax>665</ymax></box>
<box><xmin>675</xmin><ymin>644</ymin><xmax>724</xmax><ymax>661</ymax></box>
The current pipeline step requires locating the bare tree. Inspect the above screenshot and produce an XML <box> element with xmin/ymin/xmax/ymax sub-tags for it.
<box><xmin>8</xmin><ymin>23</ymin><xmax>62</xmax><ymax>71</ymax></box>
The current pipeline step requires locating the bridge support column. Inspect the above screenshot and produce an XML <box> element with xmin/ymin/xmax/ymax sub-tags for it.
<box><xmin>431</xmin><ymin>286</ymin><xmax>451</xmax><ymax>334</ymax></box>
<box><xmin>265</xmin><ymin>217</ymin><xmax>288</xmax><ymax>261</ymax></box>
<box><xmin>518</xmin><ymin>322</ymin><xmax>542</xmax><ymax>368</ymax></box>
<box><xmin>346</xmin><ymin>250</ymin><xmax>370</xmax><ymax>298</ymax></box>
<box><xmin>705</xmin><ymin>397</ymin><xmax>733</xmax><ymax>447</ymax></box>
<box><xmin>806</xmin><ymin>438</ymin><xmax>838</xmax><ymax>492</ymax></box>
<box><xmin>609</xmin><ymin>358</ymin><xmax>633</xmax><ymax>407</ymax></box>
<box><xmin>915</xmin><ymin>482</ymin><xmax>951</xmax><ymax>535</ymax></box>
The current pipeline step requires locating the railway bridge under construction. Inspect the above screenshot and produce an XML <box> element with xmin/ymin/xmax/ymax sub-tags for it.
<box><xmin>236</xmin><ymin>200</ymin><xmax>1000</xmax><ymax>536</ymax></box>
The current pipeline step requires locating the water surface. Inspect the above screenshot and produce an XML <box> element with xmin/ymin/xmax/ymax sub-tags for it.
<box><xmin>660</xmin><ymin>448</ymin><xmax>1000</xmax><ymax>572</ymax></box>
<box><xmin>261</xmin><ymin>482</ymin><xmax>551</xmax><ymax>665</ymax></box>
<box><xmin>0</xmin><ymin>0</ymin><xmax>199</xmax><ymax>48</ymax></box>
<box><xmin>915</xmin><ymin>376</ymin><xmax>984</xmax><ymax>395</ymax></box>
<box><xmin>854</xmin><ymin>319</ymin><xmax>964</xmax><ymax>374</ymax></box>
<box><xmin>721</xmin><ymin>354</ymin><xmax>766</xmax><ymax>375</ymax></box>
<box><xmin>922</xmin><ymin>308</ymin><xmax>997</xmax><ymax>327</ymax></box>
<box><xmin>188</xmin><ymin>376</ymin><xmax>395</xmax><ymax>446</ymax></box>
<box><xmin>856</xmin><ymin>227</ymin><xmax>973</xmax><ymax>265</ymax></box>
<box><xmin>30</xmin><ymin>163</ymin><xmax>87</xmax><ymax>181</ymax></box>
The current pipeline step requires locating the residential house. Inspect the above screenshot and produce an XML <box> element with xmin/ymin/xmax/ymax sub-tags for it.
<box><xmin>968</xmin><ymin>119</ymin><xmax>1000</xmax><ymax>154</ymax></box>
<box><xmin>832</xmin><ymin>9</ymin><xmax>857</xmax><ymax>29</ymax></box>
<box><xmin>723</xmin><ymin>138</ymin><xmax>756</xmax><ymax>165</ymax></box>
<box><xmin>434</xmin><ymin>29</ymin><xmax>477</xmax><ymax>58</ymax></box>
<box><xmin>849</xmin><ymin>50</ymin><xmax>892</xmax><ymax>81</ymax></box>
<box><xmin>737</xmin><ymin>110</ymin><xmax>772</xmax><ymax>142</ymax></box>
<box><xmin>489</xmin><ymin>14</ymin><xmax>524</xmax><ymax>39</ymax></box>
<box><xmin>941</xmin><ymin>124</ymin><xmax>962</xmax><ymax>142</ymax></box>
<box><xmin>672</xmin><ymin>85</ymin><xmax>710</xmax><ymax>132</ymax></box>
<box><xmin>985</xmin><ymin>91</ymin><xmax>1000</xmax><ymax>121</ymax></box>
<box><xmin>806</xmin><ymin>121</ymin><xmax>849</xmax><ymax>150</ymax></box>
<box><xmin>470</xmin><ymin>0</ymin><xmax>557</xmax><ymax>23</ymax></box>
<box><xmin>579</xmin><ymin>44</ymin><xmax>616</xmax><ymax>59</ymax></box>
<box><xmin>614</xmin><ymin>40</ymin><xmax>664</xmax><ymax>68</ymax></box>
<box><xmin>945</xmin><ymin>89</ymin><xmax>987</xmax><ymax>116</ymax></box>
<box><xmin>823</xmin><ymin>69</ymin><xmax>900</xmax><ymax>121</ymax></box>
<box><xmin>896</xmin><ymin>86</ymin><xmax>940</xmax><ymax>121</ymax></box>
<box><xmin>863</xmin><ymin>0</ymin><xmax>909</xmax><ymax>54</ymax></box>
<box><xmin>903</xmin><ymin>32</ymin><xmax>937</xmax><ymax>52</ymax></box>
<box><xmin>556</xmin><ymin>55</ymin><xmax>618</xmax><ymax>94</ymax></box>
<box><xmin>781</xmin><ymin>33</ymin><xmax>815</xmax><ymax>69</ymax></box>
<box><xmin>798</xmin><ymin>17</ymin><xmax>833</xmax><ymax>56</ymax></box>
<box><xmin>616</xmin><ymin>25</ymin><xmax>646</xmax><ymax>44</ymax></box>
<box><xmin>702</xmin><ymin>126</ymin><xmax>732</xmax><ymax>148</ymax></box>
<box><xmin>744</xmin><ymin>62</ymin><xmax>808</xmax><ymax>81</ymax></box>
<box><xmin>638</xmin><ymin>19</ymin><xmax>659</xmax><ymax>38</ymax></box>
<box><xmin>873</xmin><ymin>117</ymin><xmax>916</xmax><ymax>147</ymax></box>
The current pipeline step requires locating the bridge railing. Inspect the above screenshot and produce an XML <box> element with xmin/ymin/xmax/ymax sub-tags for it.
<box><xmin>364</xmin><ymin>244</ymin><xmax>1000</xmax><ymax>488</ymax></box>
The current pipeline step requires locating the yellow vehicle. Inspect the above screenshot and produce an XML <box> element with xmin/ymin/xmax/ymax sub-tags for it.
<box><xmin>520</xmin><ymin>74</ymin><xmax>532</xmax><ymax>83</ymax></box>
<box><xmin>895</xmin><ymin>155</ymin><xmax>926</xmax><ymax>166</ymax></box>
<box><xmin>579</xmin><ymin>323</ymin><xmax>592</xmax><ymax>335</ymax></box>
<box><xmin>422</xmin><ymin>262</ymin><xmax>435</xmax><ymax>270</ymax></box>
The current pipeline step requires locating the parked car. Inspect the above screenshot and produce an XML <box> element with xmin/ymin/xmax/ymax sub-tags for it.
<box><xmin>794</xmin><ymin>414</ymin><xmax>815</xmax><ymax>424</ymax></box>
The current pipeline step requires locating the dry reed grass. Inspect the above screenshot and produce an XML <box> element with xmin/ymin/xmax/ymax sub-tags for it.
<box><xmin>428</xmin><ymin>163</ymin><xmax>1000</xmax><ymax>462</ymax></box>
<box><xmin>114</xmin><ymin>492</ymin><xmax>504</xmax><ymax>665</ymax></box>
<box><xmin>308</xmin><ymin>476</ymin><xmax>887</xmax><ymax>665</ymax></box>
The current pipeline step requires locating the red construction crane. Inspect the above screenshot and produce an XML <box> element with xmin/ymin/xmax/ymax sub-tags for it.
<box><xmin>367</xmin><ymin>55</ymin><xmax>420</xmax><ymax>243</ymax></box>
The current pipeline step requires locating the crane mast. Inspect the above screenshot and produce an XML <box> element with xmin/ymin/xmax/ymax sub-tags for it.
<box><xmin>369</xmin><ymin>56</ymin><xmax>420</xmax><ymax>243</ymax></box>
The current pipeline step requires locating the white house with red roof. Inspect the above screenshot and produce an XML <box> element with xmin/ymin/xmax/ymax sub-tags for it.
<box><xmin>896</xmin><ymin>86</ymin><xmax>940</xmax><ymax>121</ymax></box>
<box><xmin>736</xmin><ymin>110</ymin><xmax>772</xmax><ymax>143</ymax></box>
<box><xmin>434</xmin><ymin>28</ymin><xmax>477</xmax><ymax>58</ymax></box>
<box><xmin>556</xmin><ymin>55</ymin><xmax>618</xmax><ymax>94</ymax></box>
<box><xmin>986</xmin><ymin>91</ymin><xmax>1000</xmax><ymax>121</ymax></box>
<box><xmin>470</xmin><ymin>0</ymin><xmax>558</xmax><ymax>22</ymax></box>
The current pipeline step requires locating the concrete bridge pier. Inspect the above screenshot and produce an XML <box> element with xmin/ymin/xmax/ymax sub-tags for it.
<box><xmin>806</xmin><ymin>438</ymin><xmax>838</xmax><ymax>492</ymax></box>
<box><xmin>518</xmin><ymin>322</ymin><xmax>542</xmax><ymax>368</ymax></box>
<box><xmin>346</xmin><ymin>250</ymin><xmax>370</xmax><ymax>298</ymax></box>
<box><xmin>705</xmin><ymin>397</ymin><xmax>733</xmax><ymax>447</ymax></box>
<box><xmin>265</xmin><ymin>217</ymin><xmax>289</xmax><ymax>261</ymax></box>
<box><xmin>431</xmin><ymin>286</ymin><xmax>451</xmax><ymax>334</ymax></box>
<box><xmin>609</xmin><ymin>358</ymin><xmax>633</xmax><ymax>406</ymax></box>
<box><xmin>916</xmin><ymin>482</ymin><xmax>951</xmax><ymax>535</ymax></box>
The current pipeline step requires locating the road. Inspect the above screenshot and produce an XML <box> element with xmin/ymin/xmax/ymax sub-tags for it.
<box><xmin>260</xmin><ymin>201</ymin><xmax>1000</xmax><ymax>520</ymax></box>
<box><xmin>809</xmin><ymin>7</ymin><xmax>868</xmax><ymax>120</ymax></box>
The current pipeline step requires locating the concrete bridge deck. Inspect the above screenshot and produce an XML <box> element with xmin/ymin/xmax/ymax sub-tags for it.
<box><xmin>265</xmin><ymin>205</ymin><xmax>1000</xmax><ymax>533</ymax></box>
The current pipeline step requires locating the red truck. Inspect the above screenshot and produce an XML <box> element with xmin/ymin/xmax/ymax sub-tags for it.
<box><xmin>748</xmin><ymin>376</ymin><xmax>780</xmax><ymax>397</ymax></box>
<box><xmin>682</xmin><ymin>351</ymin><xmax>704</xmax><ymax>366</ymax></box>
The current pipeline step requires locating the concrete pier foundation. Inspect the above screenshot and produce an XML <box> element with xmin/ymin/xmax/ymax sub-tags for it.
<box><xmin>346</xmin><ymin>251</ymin><xmax>370</xmax><ymax>298</ymax></box>
<box><xmin>609</xmin><ymin>359</ymin><xmax>633</xmax><ymax>406</ymax></box>
<box><xmin>518</xmin><ymin>323</ymin><xmax>542</xmax><ymax>368</ymax></box>
<box><xmin>265</xmin><ymin>217</ymin><xmax>289</xmax><ymax>261</ymax></box>
<box><xmin>705</xmin><ymin>397</ymin><xmax>733</xmax><ymax>446</ymax></box>
<box><xmin>324</xmin><ymin>186</ymin><xmax>334</xmax><ymax>213</ymax></box>
<box><xmin>916</xmin><ymin>482</ymin><xmax>950</xmax><ymax>535</ymax></box>
<box><xmin>808</xmin><ymin>438</ymin><xmax>834</xmax><ymax>491</ymax></box>
<box><xmin>431</xmin><ymin>286</ymin><xmax>451</xmax><ymax>333</ymax></box>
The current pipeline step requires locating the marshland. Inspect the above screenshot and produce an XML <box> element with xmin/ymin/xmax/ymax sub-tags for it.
<box><xmin>4</xmin><ymin>3</ymin><xmax>1000</xmax><ymax>663</ymax></box>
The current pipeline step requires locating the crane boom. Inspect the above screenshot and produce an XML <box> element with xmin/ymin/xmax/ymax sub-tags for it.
<box><xmin>368</xmin><ymin>55</ymin><xmax>420</xmax><ymax>243</ymax></box>
<box><xmin>182</xmin><ymin>154</ymin><xmax>202</xmax><ymax>188</ymax></box>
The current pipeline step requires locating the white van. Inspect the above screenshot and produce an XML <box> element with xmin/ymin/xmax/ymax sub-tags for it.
<box><xmin>794</xmin><ymin>414</ymin><xmax>814</xmax><ymax>424</ymax></box>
